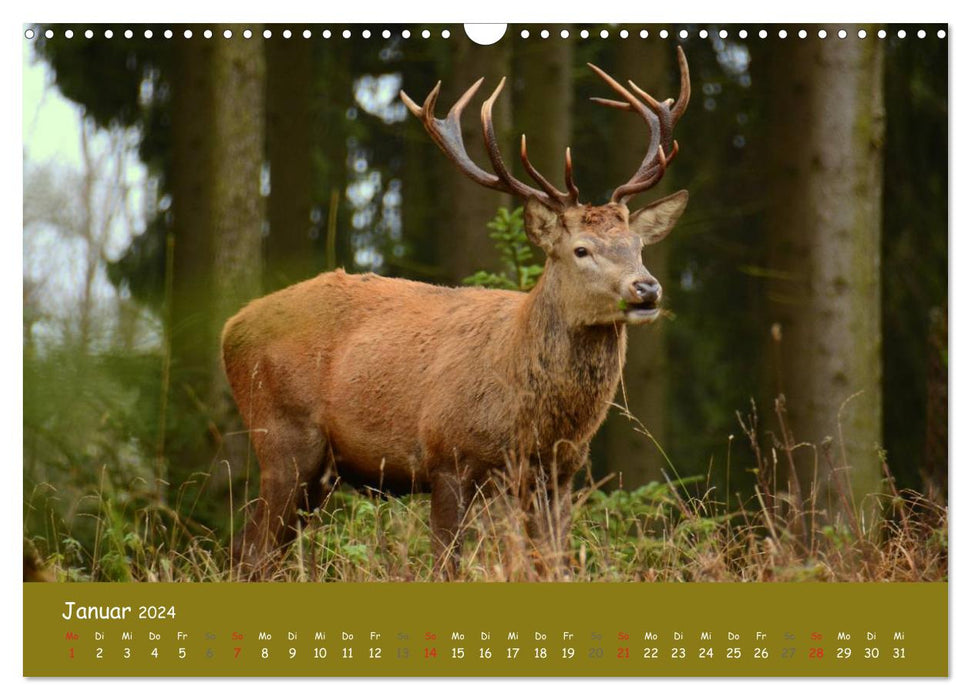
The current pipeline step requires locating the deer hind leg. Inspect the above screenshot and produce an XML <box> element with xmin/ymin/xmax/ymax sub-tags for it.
<box><xmin>234</xmin><ymin>417</ymin><xmax>327</xmax><ymax>579</ymax></box>
<box><xmin>300</xmin><ymin>457</ymin><xmax>338</xmax><ymax>523</ymax></box>
<box><xmin>429</xmin><ymin>467</ymin><xmax>474</xmax><ymax>580</ymax></box>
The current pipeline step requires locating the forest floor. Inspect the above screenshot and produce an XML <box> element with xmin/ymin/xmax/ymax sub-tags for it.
<box><xmin>23</xmin><ymin>388</ymin><xmax>947</xmax><ymax>584</ymax></box>
<box><xmin>24</xmin><ymin>457</ymin><xmax>947</xmax><ymax>584</ymax></box>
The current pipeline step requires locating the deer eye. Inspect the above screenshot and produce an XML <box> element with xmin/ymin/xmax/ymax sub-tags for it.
<box><xmin>573</xmin><ymin>246</ymin><xmax>589</xmax><ymax>259</ymax></box>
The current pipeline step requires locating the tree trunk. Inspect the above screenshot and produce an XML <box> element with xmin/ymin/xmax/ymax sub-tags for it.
<box><xmin>514</xmin><ymin>31</ymin><xmax>572</xmax><ymax>188</ymax></box>
<box><xmin>442</xmin><ymin>39</ymin><xmax>512</xmax><ymax>282</ymax></box>
<box><xmin>209</xmin><ymin>26</ymin><xmax>267</xmax><ymax>480</ymax></box>
<box><xmin>922</xmin><ymin>304</ymin><xmax>947</xmax><ymax>501</ymax></box>
<box><xmin>77</xmin><ymin>119</ymin><xmax>97</xmax><ymax>355</ymax></box>
<box><xmin>602</xmin><ymin>40</ymin><xmax>672</xmax><ymax>488</ymax></box>
<box><xmin>765</xmin><ymin>28</ymin><xmax>885</xmax><ymax>523</ymax></box>
<box><xmin>398</xmin><ymin>51</ymin><xmax>442</xmax><ymax>281</ymax></box>
<box><xmin>167</xmin><ymin>36</ymin><xmax>215</xmax><ymax>491</ymax></box>
<box><xmin>265</xmin><ymin>36</ymin><xmax>315</xmax><ymax>290</ymax></box>
<box><xmin>314</xmin><ymin>41</ymin><xmax>352</xmax><ymax>270</ymax></box>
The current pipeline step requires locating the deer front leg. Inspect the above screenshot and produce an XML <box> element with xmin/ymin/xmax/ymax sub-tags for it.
<box><xmin>429</xmin><ymin>468</ymin><xmax>473</xmax><ymax>580</ymax></box>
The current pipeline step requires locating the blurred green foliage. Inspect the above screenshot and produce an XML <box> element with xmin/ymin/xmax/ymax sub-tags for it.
<box><xmin>462</xmin><ymin>206</ymin><xmax>543</xmax><ymax>291</ymax></box>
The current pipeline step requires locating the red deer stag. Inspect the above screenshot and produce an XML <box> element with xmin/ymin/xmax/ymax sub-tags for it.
<box><xmin>223</xmin><ymin>49</ymin><xmax>690</xmax><ymax>579</ymax></box>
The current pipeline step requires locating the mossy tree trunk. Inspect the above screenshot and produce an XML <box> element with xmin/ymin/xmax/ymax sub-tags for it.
<box><xmin>765</xmin><ymin>28</ymin><xmax>885</xmax><ymax>523</ymax></box>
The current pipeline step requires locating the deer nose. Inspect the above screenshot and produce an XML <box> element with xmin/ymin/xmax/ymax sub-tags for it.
<box><xmin>631</xmin><ymin>279</ymin><xmax>661</xmax><ymax>305</ymax></box>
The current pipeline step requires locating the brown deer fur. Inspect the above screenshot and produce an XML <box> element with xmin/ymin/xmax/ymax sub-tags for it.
<box><xmin>223</xmin><ymin>195</ymin><xmax>687</xmax><ymax>578</ymax></box>
<box><xmin>225</xmin><ymin>57</ymin><xmax>691</xmax><ymax>578</ymax></box>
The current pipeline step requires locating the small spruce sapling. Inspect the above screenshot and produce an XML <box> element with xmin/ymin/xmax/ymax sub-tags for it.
<box><xmin>462</xmin><ymin>207</ymin><xmax>543</xmax><ymax>291</ymax></box>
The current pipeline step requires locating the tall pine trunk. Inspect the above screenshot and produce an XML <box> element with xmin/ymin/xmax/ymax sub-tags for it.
<box><xmin>765</xmin><ymin>28</ymin><xmax>885</xmax><ymax>523</ymax></box>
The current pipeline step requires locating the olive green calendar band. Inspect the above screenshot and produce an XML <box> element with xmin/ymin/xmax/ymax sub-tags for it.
<box><xmin>24</xmin><ymin>582</ymin><xmax>947</xmax><ymax>677</ymax></box>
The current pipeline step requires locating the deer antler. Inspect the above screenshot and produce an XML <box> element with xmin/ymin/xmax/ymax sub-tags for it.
<box><xmin>401</xmin><ymin>79</ymin><xmax>579</xmax><ymax>209</ymax></box>
<box><xmin>589</xmin><ymin>46</ymin><xmax>690</xmax><ymax>204</ymax></box>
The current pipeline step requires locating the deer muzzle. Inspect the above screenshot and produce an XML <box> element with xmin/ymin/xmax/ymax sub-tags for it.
<box><xmin>622</xmin><ymin>277</ymin><xmax>662</xmax><ymax>323</ymax></box>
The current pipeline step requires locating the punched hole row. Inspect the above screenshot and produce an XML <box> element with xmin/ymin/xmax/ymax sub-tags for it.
<box><xmin>24</xmin><ymin>26</ymin><xmax>947</xmax><ymax>41</ymax></box>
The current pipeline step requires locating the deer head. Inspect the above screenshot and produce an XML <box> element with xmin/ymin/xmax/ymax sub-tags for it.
<box><xmin>401</xmin><ymin>48</ymin><xmax>690</xmax><ymax>327</ymax></box>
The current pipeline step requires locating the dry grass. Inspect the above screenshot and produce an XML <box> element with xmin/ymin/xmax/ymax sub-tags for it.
<box><xmin>24</xmin><ymin>400</ymin><xmax>947</xmax><ymax>584</ymax></box>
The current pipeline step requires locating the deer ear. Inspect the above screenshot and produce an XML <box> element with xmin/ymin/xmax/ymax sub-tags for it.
<box><xmin>524</xmin><ymin>197</ymin><xmax>562</xmax><ymax>253</ymax></box>
<box><xmin>629</xmin><ymin>190</ymin><xmax>689</xmax><ymax>246</ymax></box>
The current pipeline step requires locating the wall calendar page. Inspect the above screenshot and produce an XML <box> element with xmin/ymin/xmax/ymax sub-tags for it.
<box><xmin>21</xmin><ymin>16</ymin><xmax>949</xmax><ymax>685</ymax></box>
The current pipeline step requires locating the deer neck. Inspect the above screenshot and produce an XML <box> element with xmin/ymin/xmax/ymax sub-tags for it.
<box><xmin>513</xmin><ymin>269</ymin><xmax>627</xmax><ymax>444</ymax></box>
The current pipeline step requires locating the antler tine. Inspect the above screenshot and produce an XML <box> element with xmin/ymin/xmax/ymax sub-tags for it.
<box><xmin>400</xmin><ymin>80</ymin><xmax>503</xmax><ymax>191</ymax></box>
<box><xmin>399</xmin><ymin>86</ymin><xmax>426</xmax><ymax>118</ymax></box>
<box><xmin>403</xmin><ymin>76</ymin><xmax>580</xmax><ymax>209</ymax></box>
<box><xmin>587</xmin><ymin>62</ymin><xmax>662</xmax><ymax>204</ymax></box>
<box><xmin>421</xmin><ymin>81</ymin><xmax>441</xmax><ymax>117</ymax></box>
<box><xmin>587</xmin><ymin>51</ymin><xmax>690</xmax><ymax>204</ymax></box>
<box><xmin>626</xmin><ymin>79</ymin><xmax>675</xmax><ymax>148</ymax></box>
<box><xmin>672</xmin><ymin>45</ymin><xmax>691</xmax><ymax>121</ymax></box>
<box><xmin>590</xmin><ymin>96</ymin><xmax>634</xmax><ymax>111</ymax></box>
<box><xmin>593</xmin><ymin>86</ymin><xmax>674</xmax><ymax>157</ymax></box>
<box><xmin>587</xmin><ymin>62</ymin><xmax>662</xmax><ymax>132</ymax></box>
<box><xmin>564</xmin><ymin>147</ymin><xmax>580</xmax><ymax>204</ymax></box>
<box><xmin>481</xmin><ymin>78</ymin><xmax>563</xmax><ymax>208</ymax></box>
<box><xmin>520</xmin><ymin>135</ymin><xmax>573</xmax><ymax>204</ymax></box>
<box><xmin>446</xmin><ymin>77</ymin><xmax>486</xmax><ymax>122</ymax></box>
<box><xmin>626</xmin><ymin>49</ymin><xmax>690</xmax><ymax>149</ymax></box>
<box><xmin>599</xmin><ymin>47</ymin><xmax>690</xmax><ymax>150</ymax></box>
<box><xmin>610</xmin><ymin>142</ymin><xmax>680</xmax><ymax>203</ymax></box>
